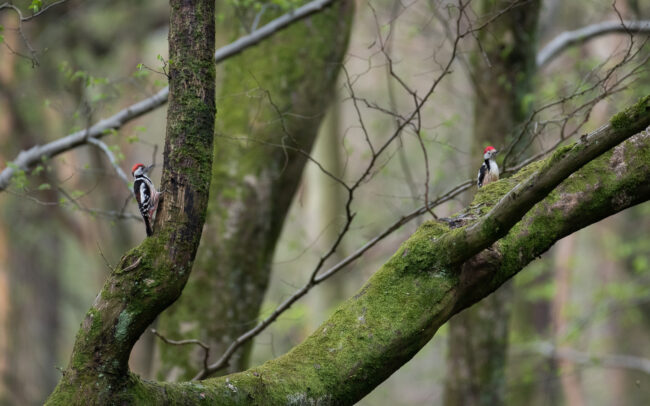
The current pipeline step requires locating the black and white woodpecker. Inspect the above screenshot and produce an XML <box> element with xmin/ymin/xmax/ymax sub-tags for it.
<box><xmin>477</xmin><ymin>145</ymin><xmax>499</xmax><ymax>188</ymax></box>
<box><xmin>132</xmin><ymin>163</ymin><xmax>161</xmax><ymax>236</ymax></box>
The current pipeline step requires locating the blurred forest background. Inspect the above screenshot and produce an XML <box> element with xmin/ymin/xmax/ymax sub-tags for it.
<box><xmin>1</xmin><ymin>0</ymin><xmax>650</xmax><ymax>404</ymax></box>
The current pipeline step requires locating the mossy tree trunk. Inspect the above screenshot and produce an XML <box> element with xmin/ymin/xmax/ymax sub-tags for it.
<box><xmin>45</xmin><ymin>0</ymin><xmax>216</xmax><ymax>403</ymax></box>
<box><xmin>445</xmin><ymin>1</ymin><xmax>541</xmax><ymax>405</ymax></box>
<box><xmin>155</xmin><ymin>0</ymin><xmax>354</xmax><ymax>380</ymax></box>
<box><xmin>47</xmin><ymin>94</ymin><xmax>650</xmax><ymax>404</ymax></box>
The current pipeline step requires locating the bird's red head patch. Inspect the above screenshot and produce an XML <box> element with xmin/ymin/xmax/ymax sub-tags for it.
<box><xmin>484</xmin><ymin>146</ymin><xmax>496</xmax><ymax>154</ymax></box>
<box><xmin>131</xmin><ymin>163</ymin><xmax>145</xmax><ymax>175</ymax></box>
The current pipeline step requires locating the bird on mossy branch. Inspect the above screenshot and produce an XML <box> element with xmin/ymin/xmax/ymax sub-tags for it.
<box><xmin>132</xmin><ymin>163</ymin><xmax>161</xmax><ymax>236</ymax></box>
<box><xmin>477</xmin><ymin>145</ymin><xmax>499</xmax><ymax>188</ymax></box>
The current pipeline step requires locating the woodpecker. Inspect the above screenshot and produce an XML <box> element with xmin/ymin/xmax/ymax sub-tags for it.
<box><xmin>132</xmin><ymin>163</ymin><xmax>161</xmax><ymax>236</ymax></box>
<box><xmin>477</xmin><ymin>145</ymin><xmax>499</xmax><ymax>188</ymax></box>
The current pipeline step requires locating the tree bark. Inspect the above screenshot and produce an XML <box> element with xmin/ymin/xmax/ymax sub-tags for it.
<box><xmin>155</xmin><ymin>0</ymin><xmax>354</xmax><ymax>380</ymax></box>
<box><xmin>47</xmin><ymin>91</ymin><xmax>650</xmax><ymax>403</ymax></box>
<box><xmin>446</xmin><ymin>2</ymin><xmax>541</xmax><ymax>403</ymax></box>
<box><xmin>46</xmin><ymin>0</ymin><xmax>216</xmax><ymax>403</ymax></box>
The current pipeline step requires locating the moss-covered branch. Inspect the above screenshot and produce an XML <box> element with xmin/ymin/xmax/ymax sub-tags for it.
<box><xmin>441</xmin><ymin>95</ymin><xmax>650</xmax><ymax>267</ymax></box>
<box><xmin>45</xmin><ymin>0</ymin><xmax>216</xmax><ymax>404</ymax></box>
<box><xmin>156</xmin><ymin>0</ymin><xmax>354</xmax><ymax>380</ymax></box>
<box><xmin>49</xmin><ymin>92</ymin><xmax>650</xmax><ymax>403</ymax></box>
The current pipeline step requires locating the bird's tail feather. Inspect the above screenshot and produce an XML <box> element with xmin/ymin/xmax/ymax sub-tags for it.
<box><xmin>144</xmin><ymin>217</ymin><xmax>153</xmax><ymax>236</ymax></box>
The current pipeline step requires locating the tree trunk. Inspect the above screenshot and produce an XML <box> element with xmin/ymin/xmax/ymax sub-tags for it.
<box><xmin>445</xmin><ymin>1</ymin><xmax>541</xmax><ymax>405</ymax></box>
<box><xmin>154</xmin><ymin>0</ymin><xmax>354</xmax><ymax>380</ymax></box>
<box><xmin>47</xmin><ymin>93</ymin><xmax>650</xmax><ymax>404</ymax></box>
<box><xmin>46</xmin><ymin>0</ymin><xmax>216</xmax><ymax>403</ymax></box>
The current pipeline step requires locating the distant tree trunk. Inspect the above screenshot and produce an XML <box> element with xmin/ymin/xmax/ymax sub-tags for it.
<box><xmin>444</xmin><ymin>1</ymin><xmax>541</xmax><ymax>405</ymax></box>
<box><xmin>4</xmin><ymin>203</ymin><xmax>61</xmax><ymax>405</ymax></box>
<box><xmin>0</xmin><ymin>23</ymin><xmax>62</xmax><ymax>401</ymax></box>
<box><xmin>154</xmin><ymin>0</ymin><xmax>355</xmax><ymax>380</ymax></box>
<box><xmin>306</xmin><ymin>98</ymin><xmax>349</xmax><ymax>328</ymax></box>
<box><xmin>0</xmin><ymin>105</ymin><xmax>62</xmax><ymax>405</ymax></box>
<box><xmin>552</xmin><ymin>234</ymin><xmax>586</xmax><ymax>406</ymax></box>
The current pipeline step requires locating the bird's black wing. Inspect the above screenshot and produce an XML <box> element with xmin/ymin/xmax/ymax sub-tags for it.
<box><xmin>134</xmin><ymin>178</ymin><xmax>153</xmax><ymax>236</ymax></box>
<box><xmin>477</xmin><ymin>162</ymin><xmax>488</xmax><ymax>188</ymax></box>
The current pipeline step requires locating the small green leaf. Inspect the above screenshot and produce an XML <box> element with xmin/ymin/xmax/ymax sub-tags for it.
<box><xmin>37</xmin><ymin>183</ymin><xmax>51</xmax><ymax>191</ymax></box>
<box><xmin>29</xmin><ymin>0</ymin><xmax>43</xmax><ymax>13</ymax></box>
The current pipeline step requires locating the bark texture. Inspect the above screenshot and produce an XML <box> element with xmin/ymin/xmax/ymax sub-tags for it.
<box><xmin>48</xmin><ymin>93</ymin><xmax>650</xmax><ymax>403</ymax></box>
<box><xmin>155</xmin><ymin>0</ymin><xmax>354</xmax><ymax>380</ymax></box>
<box><xmin>45</xmin><ymin>0</ymin><xmax>216</xmax><ymax>403</ymax></box>
<box><xmin>446</xmin><ymin>2</ymin><xmax>541</xmax><ymax>404</ymax></box>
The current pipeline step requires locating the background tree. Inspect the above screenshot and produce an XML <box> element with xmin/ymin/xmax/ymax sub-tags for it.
<box><xmin>154</xmin><ymin>0</ymin><xmax>354</xmax><ymax>380</ymax></box>
<box><xmin>445</xmin><ymin>1</ymin><xmax>541</xmax><ymax>404</ymax></box>
<box><xmin>0</xmin><ymin>0</ymin><xmax>649</xmax><ymax>405</ymax></box>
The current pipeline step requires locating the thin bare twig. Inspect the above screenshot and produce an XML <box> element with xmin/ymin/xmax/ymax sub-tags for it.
<box><xmin>192</xmin><ymin>0</ymin><xmax>524</xmax><ymax>379</ymax></box>
<box><xmin>152</xmin><ymin>329</ymin><xmax>211</xmax><ymax>370</ymax></box>
<box><xmin>86</xmin><ymin>137</ymin><xmax>132</xmax><ymax>195</ymax></box>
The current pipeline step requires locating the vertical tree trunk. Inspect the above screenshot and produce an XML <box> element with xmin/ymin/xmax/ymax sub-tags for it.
<box><xmin>306</xmin><ymin>98</ymin><xmax>349</xmax><ymax>328</ymax></box>
<box><xmin>155</xmin><ymin>0</ymin><xmax>355</xmax><ymax>380</ymax></box>
<box><xmin>46</xmin><ymin>0</ymin><xmax>216</xmax><ymax>402</ymax></box>
<box><xmin>552</xmin><ymin>234</ymin><xmax>586</xmax><ymax>406</ymax></box>
<box><xmin>0</xmin><ymin>27</ymin><xmax>62</xmax><ymax>401</ymax></box>
<box><xmin>444</xmin><ymin>1</ymin><xmax>541</xmax><ymax>405</ymax></box>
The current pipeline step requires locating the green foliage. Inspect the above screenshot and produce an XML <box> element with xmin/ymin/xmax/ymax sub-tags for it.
<box><xmin>28</xmin><ymin>0</ymin><xmax>43</xmax><ymax>13</ymax></box>
<box><xmin>58</xmin><ymin>61</ymin><xmax>109</xmax><ymax>88</ymax></box>
<box><xmin>7</xmin><ymin>163</ymin><xmax>27</xmax><ymax>190</ymax></box>
<box><xmin>133</xmin><ymin>63</ymin><xmax>150</xmax><ymax>78</ymax></box>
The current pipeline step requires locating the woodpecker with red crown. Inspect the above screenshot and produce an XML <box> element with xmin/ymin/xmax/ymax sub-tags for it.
<box><xmin>477</xmin><ymin>146</ymin><xmax>499</xmax><ymax>188</ymax></box>
<box><xmin>132</xmin><ymin>163</ymin><xmax>161</xmax><ymax>236</ymax></box>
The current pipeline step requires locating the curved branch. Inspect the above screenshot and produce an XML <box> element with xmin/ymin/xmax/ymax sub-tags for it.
<box><xmin>537</xmin><ymin>20</ymin><xmax>650</xmax><ymax>67</ymax></box>
<box><xmin>0</xmin><ymin>0</ymin><xmax>338</xmax><ymax>194</ymax></box>
<box><xmin>80</xmin><ymin>97</ymin><xmax>650</xmax><ymax>404</ymax></box>
<box><xmin>213</xmin><ymin>0</ymin><xmax>336</xmax><ymax>64</ymax></box>
<box><xmin>86</xmin><ymin>137</ymin><xmax>132</xmax><ymax>194</ymax></box>
<box><xmin>0</xmin><ymin>87</ymin><xmax>168</xmax><ymax>191</ymax></box>
<box><xmin>46</xmin><ymin>0</ymin><xmax>216</xmax><ymax>403</ymax></box>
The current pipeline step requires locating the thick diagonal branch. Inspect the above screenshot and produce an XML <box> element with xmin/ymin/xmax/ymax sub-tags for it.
<box><xmin>49</xmin><ymin>97</ymin><xmax>650</xmax><ymax>404</ymax></box>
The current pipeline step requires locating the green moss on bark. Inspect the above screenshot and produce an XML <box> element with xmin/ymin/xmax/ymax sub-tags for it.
<box><xmin>50</xmin><ymin>128</ymin><xmax>650</xmax><ymax>405</ymax></box>
<box><xmin>46</xmin><ymin>0</ymin><xmax>216</xmax><ymax>404</ymax></box>
<box><xmin>156</xmin><ymin>0</ymin><xmax>355</xmax><ymax>380</ymax></box>
<box><xmin>611</xmin><ymin>94</ymin><xmax>650</xmax><ymax>130</ymax></box>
